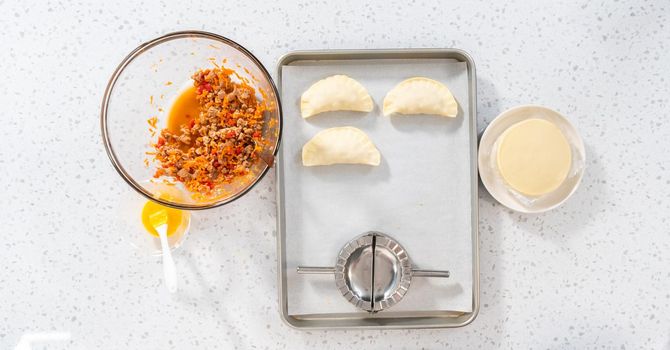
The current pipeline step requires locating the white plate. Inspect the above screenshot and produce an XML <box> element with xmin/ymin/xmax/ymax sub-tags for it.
<box><xmin>478</xmin><ymin>105</ymin><xmax>586</xmax><ymax>213</ymax></box>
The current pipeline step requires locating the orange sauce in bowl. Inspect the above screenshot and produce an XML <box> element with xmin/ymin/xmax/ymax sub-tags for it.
<box><xmin>167</xmin><ymin>85</ymin><xmax>199</xmax><ymax>134</ymax></box>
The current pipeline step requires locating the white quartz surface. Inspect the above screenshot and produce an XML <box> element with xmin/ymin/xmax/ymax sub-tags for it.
<box><xmin>1</xmin><ymin>0</ymin><xmax>669</xmax><ymax>349</ymax></box>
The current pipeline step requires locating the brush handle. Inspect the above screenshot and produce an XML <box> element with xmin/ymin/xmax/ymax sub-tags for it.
<box><xmin>157</xmin><ymin>225</ymin><xmax>178</xmax><ymax>293</ymax></box>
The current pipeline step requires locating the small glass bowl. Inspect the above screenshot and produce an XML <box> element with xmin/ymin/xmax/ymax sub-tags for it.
<box><xmin>101</xmin><ymin>31</ymin><xmax>282</xmax><ymax>210</ymax></box>
<box><xmin>116</xmin><ymin>181</ymin><xmax>191</xmax><ymax>256</ymax></box>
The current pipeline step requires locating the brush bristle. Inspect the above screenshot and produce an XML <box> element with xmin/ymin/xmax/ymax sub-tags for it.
<box><xmin>148</xmin><ymin>209</ymin><xmax>168</xmax><ymax>227</ymax></box>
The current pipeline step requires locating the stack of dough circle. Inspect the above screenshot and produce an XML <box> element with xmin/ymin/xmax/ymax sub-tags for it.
<box><xmin>496</xmin><ymin>118</ymin><xmax>572</xmax><ymax>196</ymax></box>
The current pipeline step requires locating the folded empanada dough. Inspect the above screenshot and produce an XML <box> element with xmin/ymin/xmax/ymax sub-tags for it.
<box><xmin>301</xmin><ymin>75</ymin><xmax>373</xmax><ymax>118</ymax></box>
<box><xmin>383</xmin><ymin>77</ymin><xmax>458</xmax><ymax>117</ymax></box>
<box><xmin>302</xmin><ymin>126</ymin><xmax>380</xmax><ymax>166</ymax></box>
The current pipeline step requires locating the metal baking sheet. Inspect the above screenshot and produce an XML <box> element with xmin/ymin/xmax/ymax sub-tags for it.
<box><xmin>276</xmin><ymin>49</ymin><xmax>479</xmax><ymax>329</ymax></box>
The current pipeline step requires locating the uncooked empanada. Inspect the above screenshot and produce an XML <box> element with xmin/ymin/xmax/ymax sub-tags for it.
<box><xmin>302</xmin><ymin>126</ymin><xmax>380</xmax><ymax>166</ymax></box>
<box><xmin>301</xmin><ymin>75</ymin><xmax>373</xmax><ymax>118</ymax></box>
<box><xmin>383</xmin><ymin>77</ymin><xmax>458</xmax><ymax>117</ymax></box>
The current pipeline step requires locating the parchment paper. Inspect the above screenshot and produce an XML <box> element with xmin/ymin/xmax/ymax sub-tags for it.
<box><xmin>281</xmin><ymin>59</ymin><xmax>473</xmax><ymax>314</ymax></box>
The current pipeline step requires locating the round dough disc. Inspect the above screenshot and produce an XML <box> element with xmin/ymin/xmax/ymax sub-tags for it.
<box><xmin>496</xmin><ymin>118</ymin><xmax>572</xmax><ymax>196</ymax></box>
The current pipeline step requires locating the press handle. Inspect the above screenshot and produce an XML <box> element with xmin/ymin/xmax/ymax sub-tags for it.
<box><xmin>297</xmin><ymin>267</ymin><xmax>448</xmax><ymax>278</ymax></box>
<box><xmin>412</xmin><ymin>269</ymin><xmax>450</xmax><ymax>278</ymax></box>
<box><xmin>297</xmin><ymin>266</ymin><xmax>335</xmax><ymax>274</ymax></box>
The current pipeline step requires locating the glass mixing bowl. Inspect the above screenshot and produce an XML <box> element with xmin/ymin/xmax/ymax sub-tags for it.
<box><xmin>101</xmin><ymin>31</ymin><xmax>282</xmax><ymax>210</ymax></box>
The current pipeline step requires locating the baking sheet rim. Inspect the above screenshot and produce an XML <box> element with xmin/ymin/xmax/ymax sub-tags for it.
<box><xmin>275</xmin><ymin>48</ymin><xmax>479</xmax><ymax>329</ymax></box>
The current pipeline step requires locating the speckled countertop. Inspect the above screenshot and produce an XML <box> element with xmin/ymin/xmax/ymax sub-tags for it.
<box><xmin>1</xmin><ymin>1</ymin><xmax>669</xmax><ymax>349</ymax></box>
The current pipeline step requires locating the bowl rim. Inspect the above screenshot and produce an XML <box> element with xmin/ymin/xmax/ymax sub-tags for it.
<box><xmin>100</xmin><ymin>30</ymin><xmax>283</xmax><ymax>210</ymax></box>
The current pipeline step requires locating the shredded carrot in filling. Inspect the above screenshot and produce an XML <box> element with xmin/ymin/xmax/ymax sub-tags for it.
<box><xmin>152</xmin><ymin>66</ymin><xmax>265</xmax><ymax>195</ymax></box>
<box><xmin>147</xmin><ymin>116</ymin><xmax>158</xmax><ymax>128</ymax></box>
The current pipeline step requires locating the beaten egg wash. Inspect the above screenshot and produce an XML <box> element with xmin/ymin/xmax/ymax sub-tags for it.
<box><xmin>141</xmin><ymin>196</ymin><xmax>187</xmax><ymax>237</ymax></box>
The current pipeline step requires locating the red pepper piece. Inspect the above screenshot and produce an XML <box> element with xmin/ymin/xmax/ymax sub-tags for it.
<box><xmin>197</xmin><ymin>82</ymin><xmax>212</xmax><ymax>94</ymax></box>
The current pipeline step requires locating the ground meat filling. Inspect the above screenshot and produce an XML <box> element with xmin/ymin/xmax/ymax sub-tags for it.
<box><xmin>153</xmin><ymin>67</ymin><xmax>265</xmax><ymax>195</ymax></box>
